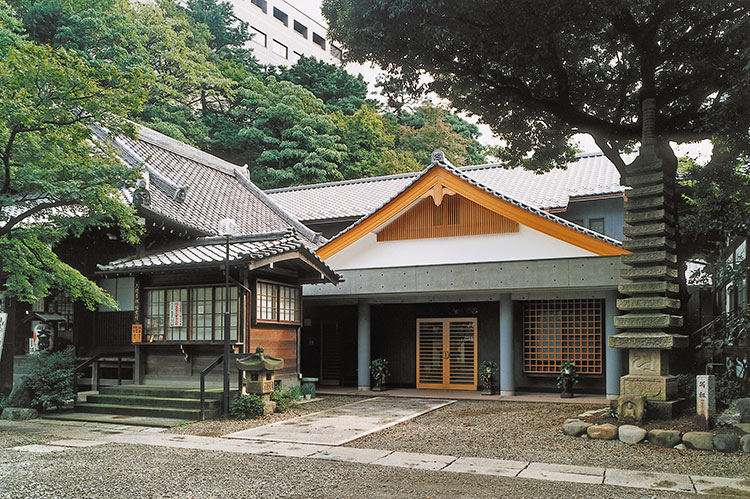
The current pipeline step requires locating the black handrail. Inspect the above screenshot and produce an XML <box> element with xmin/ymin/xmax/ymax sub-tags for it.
<box><xmin>200</xmin><ymin>354</ymin><xmax>224</xmax><ymax>420</ymax></box>
<box><xmin>73</xmin><ymin>351</ymin><xmax>132</xmax><ymax>395</ymax></box>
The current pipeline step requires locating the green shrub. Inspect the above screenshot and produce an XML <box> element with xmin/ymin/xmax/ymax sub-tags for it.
<box><xmin>274</xmin><ymin>396</ymin><xmax>291</xmax><ymax>413</ymax></box>
<box><xmin>676</xmin><ymin>373</ymin><xmax>697</xmax><ymax>403</ymax></box>
<box><xmin>300</xmin><ymin>383</ymin><xmax>314</xmax><ymax>396</ymax></box>
<box><xmin>229</xmin><ymin>394</ymin><xmax>265</xmax><ymax>419</ymax></box>
<box><xmin>27</xmin><ymin>347</ymin><xmax>77</xmax><ymax>412</ymax></box>
<box><xmin>269</xmin><ymin>386</ymin><xmax>301</xmax><ymax>413</ymax></box>
<box><xmin>284</xmin><ymin>385</ymin><xmax>302</xmax><ymax>401</ymax></box>
<box><xmin>0</xmin><ymin>395</ymin><xmax>8</xmax><ymax>412</ymax></box>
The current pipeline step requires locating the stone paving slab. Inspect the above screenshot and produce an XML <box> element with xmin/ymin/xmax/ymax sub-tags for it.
<box><xmin>203</xmin><ymin>439</ymin><xmax>276</xmax><ymax>454</ymax></box>
<box><xmin>309</xmin><ymin>447</ymin><xmax>394</xmax><ymax>464</ymax></box>
<box><xmin>604</xmin><ymin>468</ymin><xmax>695</xmax><ymax>493</ymax></box>
<box><xmin>691</xmin><ymin>475</ymin><xmax>750</xmax><ymax>496</ymax></box>
<box><xmin>48</xmin><ymin>439</ymin><xmax>108</xmax><ymax>448</ymax></box>
<box><xmin>43</xmin><ymin>412</ymin><xmax>187</xmax><ymax>428</ymax></box>
<box><xmin>10</xmin><ymin>444</ymin><xmax>69</xmax><ymax>453</ymax></box>
<box><xmin>260</xmin><ymin>442</ymin><xmax>331</xmax><ymax>458</ymax></box>
<box><xmin>518</xmin><ymin>462</ymin><xmax>604</xmax><ymax>485</ymax></box>
<box><xmin>372</xmin><ymin>451</ymin><xmax>456</xmax><ymax>471</ymax></box>
<box><xmin>443</xmin><ymin>457</ymin><xmax>528</xmax><ymax>477</ymax></box>
<box><xmin>226</xmin><ymin>397</ymin><xmax>454</xmax><ymax>445</ymax></box>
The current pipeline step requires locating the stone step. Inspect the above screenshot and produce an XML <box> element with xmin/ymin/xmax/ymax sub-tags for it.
<box><xmin>622</xmin><ymin>237</ymin><xmax>676</xmax><ymax>251</ymax></box>
<box><xmin>622</xmin><ymin>223</ymin><xmax>674</xmax><ymax>238</ymax></box>
<box><xmin>98</xmin><ymin>385</ymin><xmax>224</xmax><ymax>400</ymax></box>
<box><xmin>86</xmin><ymin>394</ymin><xmax>223</xmax><ymax>410</ymax></box>
<box><xmin>619</xmin><ymin>281</ymin><xmax>680</xmax><ymax>295</ymax></box>
<box><xmin>74</xmin><ymin>402</ymin><xmax>214</xmax><ymax>420</ymax></box>
<box><xmin>627</xmin><ymin>184</ymin><xmax>672</xmax><ymax>199</ymax></box>
<box><xmin>624</xmin><ymin>196</ymin><xmax>665</xmax><ymax>210</ymax></box>
<box><xmin>614</xmin><ymin>313</ymin><xmax>683</xmax><ymax>329</ymax></box>
<box><xmin>621</xmin><ymin>251</ymin><xmax>676</xmax><ymax>266</ymax></box>
<box><xmin>617</xmin><ymin>297</ymin><xmax>681</xmax><ymax>312</ymax></box>
<box><xmin>621</xmin><ymin>266</ymin><xmax>678</xmax><ymax>280</ymax></box>
<box><xmin>623</xmin><ymin>209</ymin><xmax>674</xmax><ymax>224</ymax></box>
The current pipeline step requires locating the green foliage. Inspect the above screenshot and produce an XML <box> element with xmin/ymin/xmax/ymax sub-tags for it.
<box><xmin>0</xmin><ymin>21</ymin><xmax>144</xmax><ymax>306</ymax></box>
<box><xmin>300</xmin><ymin>383</ymin><xmax>314</xmax><ymax>396</ymax></box>
<box><xmin>369</xmin><ymin>358</ymin><xmax>390</xmax><ymax>385</ymax></box>
<box><xmin>27</xmin><ymin>347</ymin><xmax>77</xmax><ymax>412</ymax></box>
<box><xmin>324</xmin><ymin>0</ymin><xmax>750</xmax><ymax>171</ymax></box>
<box><xmin>556</xmin><ymin>360</ymin><xmax>580</xmax><ymax>388</ymax></box>
<box><xmin>675</xmin><ymin>373</ymin><xmax>697</xmax><ymax>404</ymax></box>
<box><xmin>716</xmin><ymin>373</ymin><xmax>744</xmax><ymax>407</ymax></box>
<box><xmin>229</xmin><ymin>393</ymin><xmax>265</xmax><ymax>419</ymax></box>
<box><xmin>480</xmin><ymin>361</ymin><xmax>498</xmax><ymax>390</ymax></box>
<box><xmin>276</xmin><ymin>55</ymin><xmax>369</xmax><ymax>114</ymax></box>
<box><xmin>269</xmin><ymin>386</ymin><xmax>301</xmax><ymax>413</ymax></box>
<box><xmin>0</xmin><ymin>394</ymin><xmax>8</xmax><ymax>411</ymax></box>
<box><xmin>699</xmin><ymin>308</ymin><xmax>749</xmax><ymax>401</ymax></box>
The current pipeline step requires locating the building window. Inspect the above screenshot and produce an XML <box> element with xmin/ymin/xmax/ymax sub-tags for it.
<box><xmin>522</xmin><ymin>299</ymin><xmax>603</xmax><ymax>375</ymax></box>
<box><xmin>330</xmin><ymin>44</ymin><xmax>342</xmax><ymax>60</ymax></box>
<box><xmin>250</xmin><ymin>26</ymin><xmax>266</xmax><ymax>47</ymax></box>
<box><xmin>251</xmin><ymin>0</ymin><xmax>267</xmax><ymax>13</ymax></box>
<box><xmin>273</xmin><ymin>7</ymin><xmax>288</xmax><ymax>26</ymax></box>
<box><xmin>272</xmin><ymin>39</ymin><xmax>288</xmax><ymax>59</ymax></box>
<box><xmin>144</xmin><ymin>286</ymin><xmax>238</xmax><ymax>342</ymax></box>
<box><xmin>256</xmin><ymin>280</ymin><xmax>300</xmax><ymax>324</ymax></box>
<box><xmin>312</xmin><ymin>32</ymin><xmax>326</xmax><ymax>50</ymax></box>
<box><xmin>293</xmin><ymin>20</ymin><xmax>308</xmax><ymax>38</ymax></box>
<box><xmin>589</xmin><ymin>218</ymin><xmax>605</xmax><ymax>234</ymax></box>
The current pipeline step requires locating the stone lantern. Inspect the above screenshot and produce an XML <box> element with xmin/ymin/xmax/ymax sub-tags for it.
<box><xmin>236</xmin><ymin>346</ymin><xmax>283</xmax><ymax>414</ymax></box>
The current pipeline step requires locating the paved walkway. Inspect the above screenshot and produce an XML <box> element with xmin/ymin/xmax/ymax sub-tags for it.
<box><xmin>227</xmin><ymin>397</ymin><xmax>453</xmax><ymax>445</ymax></box>
<box><xmin>3</xmin><ymin>419</ymin><xmax>748</xmax><ymax>496</ymax></box>
<box><xmin>316</xmin><ymin>386</ymin><xmax>610</xmax><ymax>405</ymax></box>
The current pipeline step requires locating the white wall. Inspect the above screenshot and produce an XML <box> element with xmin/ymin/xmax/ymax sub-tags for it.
<box><xmin>326</xmin><ymin>226</ymin><xmax>596</xmax><ymax>271</ymax></box>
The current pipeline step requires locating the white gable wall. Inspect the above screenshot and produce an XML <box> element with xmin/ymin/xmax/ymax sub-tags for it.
<box><xmin>326</xmin><ymin>225</ymin><xmax>597</xmax><ymax>270</ymax></box>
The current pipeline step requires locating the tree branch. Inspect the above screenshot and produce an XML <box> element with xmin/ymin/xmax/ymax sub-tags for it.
<box><xmin>0</xmin><ymin>200</ymin><xmax>77</xmax><ymax>238</ymax></box>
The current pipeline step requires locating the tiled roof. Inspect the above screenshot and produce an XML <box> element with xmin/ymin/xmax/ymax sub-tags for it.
<box><xmin>91</xmin><ymin>125</ymin><xmax>320</xmax><ymax>245</ymax></box>
<box><xmin>320</xmin><ymin>151</ymin><xmax>624</xmax><ymax>249</ymax></box>
<box><xmin>98</xmin><ymin>232</ymin><xmax>337</xmax><ymax>277</ymax></box>
<box><xmin>266</xmin><ymin>151</ymin><xmax>635</xmax><ymax>221</ymax></box>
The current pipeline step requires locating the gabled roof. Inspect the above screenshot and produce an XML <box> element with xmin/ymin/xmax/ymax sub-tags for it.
<box><xmin>266</xmin><ymin>151</ymin><xmax>635</xmax><ymax>222</ymax></box>
<box><xmin>91</xmin><ymin>125</ymin><xmax>321</xmax><ymax>245</ymax></box>
<box><xmin>316</xmin><ymin>151</ymin><xmax>628</xmax><ymax>260</ymax></box>
<box><xmin>97</xmin><ymin>231</ymin><xmax>339</xmax><ymax>282</ymax></box>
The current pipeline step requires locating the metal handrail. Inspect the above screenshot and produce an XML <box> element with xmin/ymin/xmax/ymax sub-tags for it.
<box><xmin>73</xmin><ymin>351</ymin><xmax>132</xmax><ymax>395</ymax></box>
<box><xmin>200</xmin><ymin>354</ymin><xmax>224</xmax><ymax>420</ymax></box>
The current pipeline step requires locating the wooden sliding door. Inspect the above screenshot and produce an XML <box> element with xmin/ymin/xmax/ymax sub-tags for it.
<box><xmin>416</xmin><ymin>318</ymin><xmax>477</xmax><ymax>390</ymax></box>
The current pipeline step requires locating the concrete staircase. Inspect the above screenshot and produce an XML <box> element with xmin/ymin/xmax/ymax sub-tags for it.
<box><xmin>74</xmin><ymin>385</ymin><xmax>227</xmax><ymax>421</ymax></box>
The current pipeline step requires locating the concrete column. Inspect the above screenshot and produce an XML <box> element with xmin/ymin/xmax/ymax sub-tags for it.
<box><xmin>499</xmin><ymin>294</ymin><xmax>514</xmax><ymax>396</ymax></box>
<box><xmin>605</xmin><ymin>289</ymin><xmax>621</xmax><ymax>399</ymax></box>
<box><xmin>357</xmin><ymin>300</ymin><xmax>371</xmax><ymax>391</ymax></box>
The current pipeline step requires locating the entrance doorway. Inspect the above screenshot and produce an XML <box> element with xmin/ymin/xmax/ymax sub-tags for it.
<box><xmin>416</xmin><ymin>318</ymin><xmax>477</xmax><ymax>390</ymax></box>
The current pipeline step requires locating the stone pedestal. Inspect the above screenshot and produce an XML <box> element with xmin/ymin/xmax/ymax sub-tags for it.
<box><xmin>609</xmin><ymin>99</ymin><xmax>686</xmax><ymax>419</ymax></box>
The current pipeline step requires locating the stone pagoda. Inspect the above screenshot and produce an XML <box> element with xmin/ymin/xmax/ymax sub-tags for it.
<box><xmin>609</xmin><ymin>98</ymin><xmax>687</xmax><ymax>419</ymax></box>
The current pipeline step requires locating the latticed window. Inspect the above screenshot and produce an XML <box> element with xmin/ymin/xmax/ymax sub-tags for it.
<box><xmin>256</xmin><ymin>281</ymin><xmax>300</xmax><ymax>324</ymax></box>
<box><xmin>522</xmin><ymin>299</ymin><xmax>603</xmax><ymax>375</ymax></box>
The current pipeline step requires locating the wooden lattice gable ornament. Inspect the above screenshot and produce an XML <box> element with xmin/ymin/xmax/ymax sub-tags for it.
<box><xmin>316</xmin><ymin>150</ymin><xmax>629</xmax><ymax>260</ymax></box>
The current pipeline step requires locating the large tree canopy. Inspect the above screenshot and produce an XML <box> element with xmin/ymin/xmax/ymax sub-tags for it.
<box><xmin>323</xmin><ymin>0</ymin><xmax>750</xmax><ymax>172</ymax></box>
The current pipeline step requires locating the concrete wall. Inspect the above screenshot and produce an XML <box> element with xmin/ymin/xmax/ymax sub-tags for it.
<box><xmin>558</xmin><ymin>197</ymin><xmax>625</xmax><ymax>242</ymax></box>
<box><xmin>326</xmin><ymin>226</ymin><xmax>597</xmax><ymax>271</ymax></box>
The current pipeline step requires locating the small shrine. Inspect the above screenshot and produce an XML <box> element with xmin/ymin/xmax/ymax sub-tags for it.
<box><xmin>236</xmin><ymin>346</ymin><xmax>284</xmax><ymax>414</ymax></box>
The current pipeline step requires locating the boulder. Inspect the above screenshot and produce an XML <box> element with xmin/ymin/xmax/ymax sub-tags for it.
<box><xmin>713</xmin><ymin>434</ymin><xmax>740</xmax><ymax>453</ymax></box>
<box><xmin>7</xmin><ymin>377</ymin><xmax>33</xmax><ymax>408</ymax></box>
<box><xmin>741</xmin><ymin>407</ymin><xmax>750</xmax><ymax>424</ymax></box>
<box><xmin>619</xmin><ymin>425</ymin><xmax>647</xmax><ymax>444</ymax></box>
<box><xmin>736</xmin><ymin>423</ymin><xmax>750</xmax><ymax>435</ymax></box>
<box><xmin>682</xmin><ymin>431</ymin><xmax>714</xmax><ymax>451</ymax></box>
<box><xmin>674</xmin><ymin>443</ymin><xmax>687</xmax><ymax>450</ymax></box>
<box><xmin>564</xmin><ymin>418</ymin><xmax>582</xmax><ymax>424</ymax></box>
<box><xmin>0</xmin><ymin>407</ymin><xmax>39</xmax><ymax>420</ymax></box>
<box><xmin>587</xmin><ymin>424</ymin><xmax>618</xmax><ymax>440</ymax></box>
<box><xmin>562</xmin><ymin>421</ymin><xmax>591</xmax><ymax>437</ymax></box>
<box><xmin>740</xmin><ymin>434</ymin><xmax>750</xmax><ymax>453</ymax></box>
<box><xmin>647</xmin><ymin>429</ymin><xmax>681</xmax><ymax>448</ymax></box>
<box><xmin>717</xmin><ymin>398</ymin><xmax>750</xmax><ymax>426</ymax></box>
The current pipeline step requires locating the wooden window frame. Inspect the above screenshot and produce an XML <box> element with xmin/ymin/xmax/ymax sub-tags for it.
<box><xmin>142</xmin><ymin>284</ymin><xmax>239</xmax><ymax>343</ymax></box>
<box><xmin>254</xmin><ymin>279</ymin><xmax>301</xmax><ymax>326</ymax></box>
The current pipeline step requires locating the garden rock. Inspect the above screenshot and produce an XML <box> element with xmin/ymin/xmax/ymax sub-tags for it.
<box><xmin>674</xmin><ymin>443</ymin><xmax>686</xmax><ymax>450</ymax></box>
<box><xmin>741</xmin><ymin>407</ymin><xmax>750</xmax><ymax>423</ymax></box>
<box><xmin>587</xmin><ymin>423</ymin><xmax>617</xmax><ymax>440</ymax></box>
<box><xmin>735</xmin><ymin>423</ymin><xmax>750</xmax><ymax>434</ymax></box>
<box><xmin>618</xmin><ymin>425</ymin><xmax>647</xmax><ymax>444</ymax></box>
<box><xmin>562</xmin><ymin>421</ymin><xmax>591</xmax><ymax>437</ymax></box>
<box><xmin>0</xmin><ymin>407</ymin><xmax>39</xmax><ymax>420</ymax></box>
<box><xmin>564</xmin><ymin>418</ymin><xmax>582</xmax><ymax>424</ymax></box>
<box><xmin>713</xmin><ymin>434</ymin><xmax>740</xmax><ymax>453</ymax></box>
<box><xmin>740</xmin><ymin>434</ymin><xmax>750</xmax><ymax>453</ymax></box>
<box><xmin>7</xmin><ymin>377</ymin><xmax>33</xmax><ymax>408</ymax></box>
<box><xmin>682</xmin><ymin>431</ymin><xmax>714</xmax><ymax>451</ymax></box>
<box><xmin>717</xmin><ymin>397</ymin><xmax>750</xmax><ymax>426</ymax></box>
<box><xmin>647</xmin><ymin>429</ymin><xmax>681</xmax><ymax>448</ymax></box>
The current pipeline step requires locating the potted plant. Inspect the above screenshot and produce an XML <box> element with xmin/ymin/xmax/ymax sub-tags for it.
<box><xmin>300</xmin><ymin>383</ymin><xmax>314</xmax><ymax>400</ymax></box>
<box><xmin>557</xmin><ymin>359</ymin><xmax>580</xmax><ymax>398</ymax></box>
<box><xmin>480</xmin><ymin>361</ymin><xmax>498</xmax><ymax>395</ymax></box>
<box><xmin>369</xmin><ymin>358</ymin><xmax>390</xmax><ymax>391</ymax></box>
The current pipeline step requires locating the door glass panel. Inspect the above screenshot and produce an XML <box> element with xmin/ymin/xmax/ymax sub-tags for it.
<box><xmin>417</xmin><ymin>320</ymin><xmax>444</xmax><ymax>386</ymax></box>
<box><xmin>449</xmin><ymin>320</ymin><xmax>476</xmax><ymax>385</ymax></box>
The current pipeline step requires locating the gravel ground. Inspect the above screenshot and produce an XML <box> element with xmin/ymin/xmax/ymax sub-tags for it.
<box><xmin>0</xmin><ymin>440</ymin><xmax>691</xmax><ymax>498</ymax></box>
<box><xmin>168</xmin><ymin>396</ymin><xmax>360</xmax><ymax>436</ymax></box>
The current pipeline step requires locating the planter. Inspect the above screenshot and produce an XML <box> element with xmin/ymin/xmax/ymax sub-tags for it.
<box><xmin>304</xmin><ymin>394</ymin><xmax>311</xmax><ymax>400</ymax></box>
<box><xmin>371</xmin><ymin>383</ymin><xmax>386</xmax><ymax>392</ymax></box>
<box><xmin>481</xmin><ymin>389</ymin><xmax>493</xmax><ymax>396</ymax></box>
<box><xmin>560</xmin><ymin>372</ymin><xmax>575</xmax><ymax>398</ymax></box>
